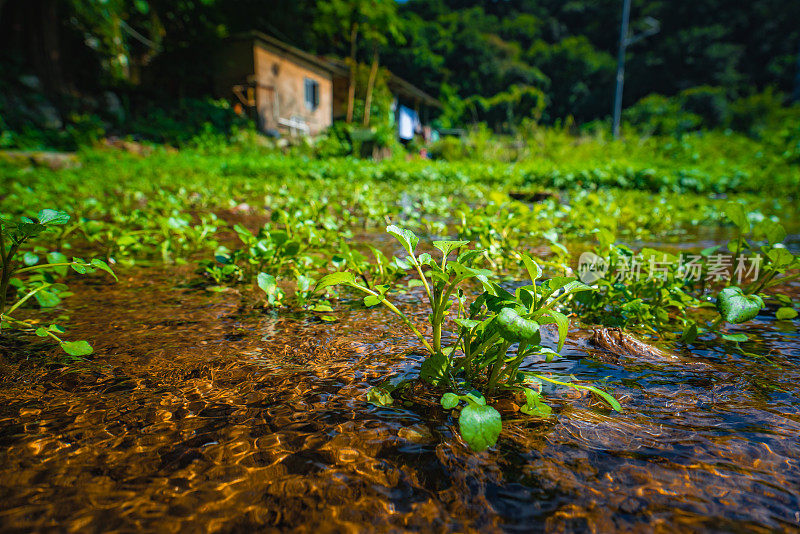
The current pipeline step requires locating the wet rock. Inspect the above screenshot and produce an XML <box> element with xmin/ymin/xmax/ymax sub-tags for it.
<box><xmin>398</xmin><ymin>425</ymin><xmax>434</xmax><ymax>444</ymax></box>
<box><xmin>589</xmin><ymin>327</ymin><xmax>676</xmax><ymax>361</ymax></box>
<box><xmin>492</xmin><ymin>398</ymin><xmax>520</xmax><ymax>414</ymax></box>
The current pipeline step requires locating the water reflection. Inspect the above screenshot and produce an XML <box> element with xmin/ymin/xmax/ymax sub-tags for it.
<box><xmin>0</xmin><ymin>265</ymin><xmax>798</xmax><ymax>532</ymax></box>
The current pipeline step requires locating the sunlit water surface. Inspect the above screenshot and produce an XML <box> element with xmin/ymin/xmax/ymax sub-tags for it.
<box><xmin>1</xmin><ymin>243</ymin><xmax>799</xmax><ymax>533</ymax></box>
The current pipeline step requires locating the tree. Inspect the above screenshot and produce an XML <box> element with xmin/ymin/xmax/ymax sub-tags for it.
<box><xmin>314</xmin><ymin>0</ymin><xmax>366</xmax><ymax>123</ymax></box>
<box><xmin>361</xmin><ymin>0</ymin><xmax>405</xmax><ymax>126</ymax></box>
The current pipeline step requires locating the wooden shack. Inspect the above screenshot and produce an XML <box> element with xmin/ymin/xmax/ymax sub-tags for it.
<box><xmin>214</xmin><ymin>31</ymin><xmax>440</xmax><ymax>138</ymax></box>
<box><xmin>214</xmin><ymin>31</ymin><xmax>335</xmax><ymax>136</ymax></box>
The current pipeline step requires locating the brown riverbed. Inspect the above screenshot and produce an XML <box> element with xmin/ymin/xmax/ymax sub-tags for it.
<box><xmin>1</xmin><ymin>263</ymin><xmax>799</xmax><ymax>533</ymax></box>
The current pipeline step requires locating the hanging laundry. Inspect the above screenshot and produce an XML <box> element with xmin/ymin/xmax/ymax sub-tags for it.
<box><xmin>398</xmin><ymin>105</ymin><xmax>418</xmax><ymax>140</ymax></box>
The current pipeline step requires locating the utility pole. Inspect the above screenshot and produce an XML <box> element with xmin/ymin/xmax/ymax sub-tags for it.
<box><xmin>612</xmin><ymin>0</ymin><xmax>631</xmax><ymax>139</ymax></box>
<box><xmin>612</xmin><ymin>1</ymin><xmax>659</xmax><ymax>138</ymax></box>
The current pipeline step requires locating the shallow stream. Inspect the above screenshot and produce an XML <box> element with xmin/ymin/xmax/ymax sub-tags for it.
<box><xmin>1</xmin><ymin>239</ymin><xmax>799</xmax><ymax>532</ymax></box>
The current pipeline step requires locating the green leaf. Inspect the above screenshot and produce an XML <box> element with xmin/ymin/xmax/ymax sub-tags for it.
<box><xmin>296</xmin><ymin>274</ymin><xmax>314</xmax><ymax>293</ymax></box>
<box><xmin>517</xmin><ymin>286</ymin><xmax>535</xmax><ymax>310</ymax></box>
<box><xmin>315</xmin><ymin>271</ymin><xmax>356</xmax><ymax>291</ymax></box>
<box><xmin>60</xmin><ymin>340</ymin><xmax>93</xmax><ymax>356</ymax></box>
<box><xmin>559</xmin><ymin>280</ymin><xmax>593</xmax><ymax>297</ymax></box>
<box><xmin>767</xmin><ymin>248</ymin><xmax>794</xmax><ymax>269</ymax></box>
<box><xmin>756</xmin><ymin>220</ymin><xmax>786</xmax><ymax>245</ymax></box>
<box><xmin>458</xmin><ymin>403</ymin><xmax>502</xmax><ymax>452</ymax></box>
<box><xmin>725</xmin><ymin>203</ymin><xmax>749</xmax><ymax>233</ymax></box>
<box><xmin>680</xmin><ymin>322</ymin><xmax>698</xmax><ymax>343</ymax></box>
<box><xmin>722</xmin><ymin>333</ymin><xmax>748</xmax><ymax>342</ymax></box>
<box><xmin>366</xmin><ymin>387</ymin><xmax>393</xmax><ymax>407</ymax></box>
<box><xmin>281</xmin><ymin>240</ymin><xmax>301</xmax><ymax>257</ymax></box>
<box><xmin>37</xmin><ymin>209</ymin><xmax>70</xmax><ymax>226</ymax></box>
<box><xmin>716</xmin><ymin>286</ymin><xmax>764</xmax><ymax>324</ymax></box>
<box><xmin>520</xmin><ymin>388</ymin><xmax>552</xmax><ymax>417</ymax></box>
<box><xmin>496</xmin><ymin>308</ymin><xmax>540</xmax><ymax>344</ymax></box>
<box><xmin>420</xmin><ymin>352</ymin><xmax>448</xmax><ymax>385</ymax></box>
<box><xmin>70</xmin><ymin>263</ymin><xmax>87</xmax><ymax>274</ymax></box>
<box><xmin>545</xmin><ymin>310</ymin><xmax>570</xmax><ymax>352</ymax></box>
<box><xmin>440</xmin><ymin>392</ymin><xmax>460</xmax><ymax>409</ymax></box>
<box><xmin>13</xmin><ymin>222</ymin><xmax>46</xmax><ymax>241</ymax></box>
<box><xmin>35</xmin><ymin>289</ymin><xmax>61</xmax><ymax>308</ymax></box>
<box><xmin>134</xmin><ymin>0</ymin><xmax>149</xmax><ymax>14</ymax></box>
<box><xmin>257</xmin><ymin>272</ymin><xmax>277</xmax><ymax>291</ymax></box>
<box><xmin>457</xmin><ymin>249</ymin><xmax>482</xmax><ymax>266</ymax></box>
<box><xmin>257</xmin><ymin>273</ymin><xmax>285</xmax><ymax>307</ymax></box>
<box><xmin>90</xmin><ymin>259</ymin><xmax>118</xmax><ymax>281</ymax></box>
<box><xmin>700</xmin><ymin>245</ymin><xmax>720</xmax><ymax>258</ymax></box>
<box><xmin>417</xmin><ymin>253</ymin><xmax>434</xmax><ymax>266</ymax></box>
<box><xmin>47</xmin><ymin>251</ymin><xmax>68</xmax><ymax>264</ymax></box>
<box><xmin>583</xmin><ymin>385</ymin><xmax>622</xmax><ymax>412</ymax></box>
<box><xmin>386</xmin><ymin>225</ymin><xmax>419</xmax><ymax>256</ymax></box>
<box><xmin>363</xmin><ymin>295</ymin><xmax>383</xmax><ymax>307</ymax></box>
<box><xmin>454</xmin><ymin>318</ymin><xmax>480</xmax><ymax>330</ymax></box>
<box><xmin>537</xmin><ymin>347</ymin><xmax>559</xmax><ymax>363</ymax></box>
<box><xmin>22</xmin><ymin>252</ymin><xmax>39</xmax><ymax>266</ymax></box>
<box><xmin>521</xmin><ymin>254</ymin><xmax>542</xmax><ymax>283</ymax></box>
<box><xmin>35</xmin><ymin>327</ymin><xmax>49</xmax><ymax>337</ymax></box>
<box><xmin>776</xmin><ymin>307</ymin><xmax>798</xmax><ymax>320</ymax></box>
<box><xmin>463</xmin><ymin>389</ymin><xmax>486</xmax><ymax>406</ymax></box>
<box><xmin>433</xmin><ymin>240</ymin><xmax>470</xmax><ymax>258</ymax></box>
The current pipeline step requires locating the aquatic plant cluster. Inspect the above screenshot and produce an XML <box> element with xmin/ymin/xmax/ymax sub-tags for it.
<box><xmin>0</xmin><ymin>142</ymin><xmax>798</xmax><ymax>450</ymax></box>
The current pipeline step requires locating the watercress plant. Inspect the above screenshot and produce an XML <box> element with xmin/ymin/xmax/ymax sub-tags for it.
<box><xmin>316</xmin><ymin>225</ymin><xmax>621</xmax><ymax>451</ymax></box>
<box><xmin>0</xmin><ymin>209</ymin><xmax>116</xmax><ymax>357</ymax></box>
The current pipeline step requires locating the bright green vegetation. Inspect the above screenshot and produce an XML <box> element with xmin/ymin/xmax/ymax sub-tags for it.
<box><xmin>318</xmin><ymin>226</ymin><xmax>620</xmax><ymax>451</ymax></box>
<box><xmin>1</xmin><ymin>128</ymin><xmax>798</xmax><ymax>449</ymax></box>
<box><xmin>0</xmin><ymin>209</ymin><xmax>115</xmax><ymax>358</ymax></box>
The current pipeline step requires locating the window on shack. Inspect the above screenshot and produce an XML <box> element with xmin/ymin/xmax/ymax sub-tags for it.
<box><xmin>304</xmin><ymin>78</ymin><xmax>319</xmax><ymax>111</ymax></box>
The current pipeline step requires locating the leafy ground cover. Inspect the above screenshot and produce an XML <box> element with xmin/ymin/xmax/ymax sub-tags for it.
<box><xmin>1</xmin><ymin>131</ymin><xmax>799</xmax><ymax>529</ymax></box>
<box><xmin>0</xmin><ymin>133</ymin><xmax>798</xmax><ymax>450</ymax></box>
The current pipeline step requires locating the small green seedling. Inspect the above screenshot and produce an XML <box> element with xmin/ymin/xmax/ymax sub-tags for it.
<box><xmin>1</xmin><ymin>209</ymin><xmax>116</xmax><ymax>357</ymax></box>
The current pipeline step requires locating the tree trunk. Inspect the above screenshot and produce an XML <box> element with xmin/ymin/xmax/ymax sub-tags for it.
<box><xmin>793</xmin><ymin>39</ymin><xmax>800</xmax><ymax>103</ymax></box>
<box><xmin>2</xmin><ymin>0</ymin><xmax>64</xmax><ymax>95</ymax></box>
<box><xmin>346</xmin><ymin>22</ymin><xmax>359</xmax><ymax>124</ymax></box>
<box><xmin>363</xmin><ymin>45</ymin><xmax>379</xmax><ymax>127</ymax></box>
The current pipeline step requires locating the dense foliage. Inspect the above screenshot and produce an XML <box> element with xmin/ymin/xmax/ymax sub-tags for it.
<box><xmin>1</xmin><ymin>0</ymin><xmax>798</xmax><ymax>141</ymax></box>
<box><xmin>2</xmin><ymin>124</ymin><xmax>798</xmax><ymax>449</ymax></box>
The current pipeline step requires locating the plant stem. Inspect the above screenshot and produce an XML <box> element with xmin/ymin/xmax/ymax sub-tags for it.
<box><xmin>351</xmin><ymin>283</ymin><xmax>435</xmax><ymax>355</ymax></box>
<box><xmin>486</xmin><ymin>342</ymin><xmax>511</xmax><ymax>393</ymax></box>
<box><xmin>0</xmin><ymin>314</ymin><xmax>64</xmax><ymax>344</ymax></box>
<box><xmin>749</xmin><ymin>270</ymin><xmax>778</xmax><ymax>295</ymax></box>
<box><xmin>4</xmin><ymin>283</ymin><xmax>52</xmax><ymax>316</ymax></box>
<box><xmin>0</xmin><ymin>225</ymin><xmax>7</xmax><ymax>265</ymax></box>
<box><xmin>0</xmin><ymin>241</ymin><xmax>19</xmax><ymax>317</ymax></box>
<box><xmin>0</xmin><ymin>226</ymin><xmax>7</xmax><ymax>316</ymax></box>
<box><xmin>410</xmin><ymin>258</ymin><xmax>432</xmax><ymax>303</ymax></box>
<box><xmin>14</xmin><ymin>262</ymin><xmax>83</xmax><ymax>275</ymax></box>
